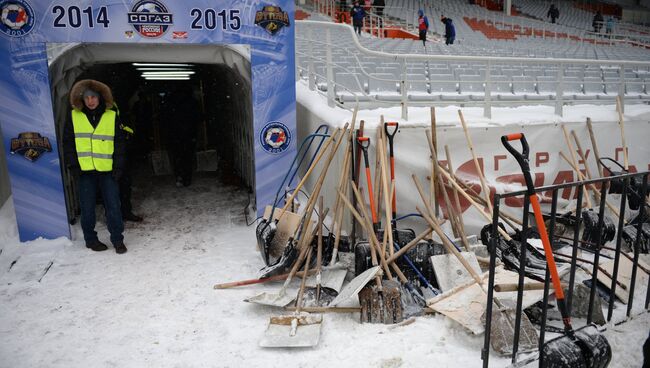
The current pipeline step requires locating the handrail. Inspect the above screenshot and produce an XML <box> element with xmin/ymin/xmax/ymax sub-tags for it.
<box><xmin>297</xmin><ymin>20</ymin><xmax>650</xmax><ymax>66</ymax></box>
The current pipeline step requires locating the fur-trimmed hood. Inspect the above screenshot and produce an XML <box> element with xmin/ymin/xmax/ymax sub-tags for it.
<box><xmin>69</xmin><ymin>79</ymin><xmax>114</xmax><ymax>110</ymax></box>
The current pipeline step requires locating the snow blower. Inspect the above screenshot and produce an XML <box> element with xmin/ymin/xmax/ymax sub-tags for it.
<box><xmin>502</xmin><ymin>133</ymin><xmax>612</xmax><ymax>368</ymax></box>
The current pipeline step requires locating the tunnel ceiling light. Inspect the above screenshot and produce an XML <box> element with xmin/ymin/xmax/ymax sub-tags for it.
<box><xmin>141</xmin><ymin>71</ymin><xmax>196</xmax><ymax>76</ymax></box>
<box><xmin>132</xmin><ymin>63</ymin><xmax>193</xmax><ymax>67</ymax></box>
<box><xmin>136</xmin><ymin>67</ymin><xmax>194</xmax><ymax>71</ymax></box>
<box><xmin>143</xmin><ymin>76</ymin><xmax>191</xmax><ymax>80</ymax></box>
<box><xmin>141</xmin><ymin>74</ymin><xmax>194</xmax><ymax>78</ymax></box>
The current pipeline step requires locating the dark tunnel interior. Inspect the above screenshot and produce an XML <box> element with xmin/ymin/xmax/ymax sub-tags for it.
<box><xmin>48</xmin><ymin>47</ymin><xmax>254</xmax><ymax>222</ymax></box>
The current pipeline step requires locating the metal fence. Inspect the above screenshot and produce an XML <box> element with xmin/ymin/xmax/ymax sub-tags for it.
<box><xmin>482</xmin><ymin>170</ymin><xmax>649</xmax><ymax>367</ymax></box>
<box><xmin>296</xmin><ymin>20</ymin><xmax>650</xmax><ymax>120</ymax></box>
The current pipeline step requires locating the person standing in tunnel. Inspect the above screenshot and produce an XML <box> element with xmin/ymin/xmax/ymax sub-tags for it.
<box><xmin>63</xmin><ymin>79</ymin><xmax>128</xmax><ymax>254</ymax></box>
<box><xmin>164</xmin><ymin>85</ymin><xmax>200</xmax><ymax>187</ymax></box>
<box><xmin>115</xmin><ymin>104</ymin><xmax>143</xmax><ymax>223</ymax></box>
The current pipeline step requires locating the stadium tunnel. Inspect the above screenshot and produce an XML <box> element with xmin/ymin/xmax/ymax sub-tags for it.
<box><xmin>47</xmin><ymin>43</ymin><xmax>254</xmax><ymax>223</ymax></box>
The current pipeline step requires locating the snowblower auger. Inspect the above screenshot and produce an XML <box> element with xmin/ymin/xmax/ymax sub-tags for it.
<box><xmin>501</xmin><ymin>133</ymin><xmax>612</xmax><ymax>368</ymax></box>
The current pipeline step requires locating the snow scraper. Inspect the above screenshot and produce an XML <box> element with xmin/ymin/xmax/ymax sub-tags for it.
<box><xmin>502</xmin><ymin>133</ymin><xmax>612</xmax><ymax>368</ymax></box>
<box><xmin>260</xmin><ymin>246</ymin><xmax>322</xmax><ymax>348</ymax></box>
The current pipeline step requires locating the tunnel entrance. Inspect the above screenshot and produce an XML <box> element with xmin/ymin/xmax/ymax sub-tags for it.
<box><xmin>48</xmin><ymin>44</ymin><xmax>254</xmax><ymax>225</ymax></box>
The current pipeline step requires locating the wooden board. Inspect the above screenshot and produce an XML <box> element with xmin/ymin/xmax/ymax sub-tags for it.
<box><xmin>598</xmin><ymin>254</ymin><xmax>650</xmax><ymax>303</ymax></box>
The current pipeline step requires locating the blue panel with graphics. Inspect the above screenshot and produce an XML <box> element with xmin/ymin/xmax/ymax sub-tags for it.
<box><xmin>0</xmin><ymin>0</ymin><xmax>296</xmax><ymax>241</ymax></box>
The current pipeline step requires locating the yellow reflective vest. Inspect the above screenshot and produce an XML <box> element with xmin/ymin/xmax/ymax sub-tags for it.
<box><xmin>71</xmin><ymin>109</ymin><xmax>116</xmax><ymax>172</ymax></box>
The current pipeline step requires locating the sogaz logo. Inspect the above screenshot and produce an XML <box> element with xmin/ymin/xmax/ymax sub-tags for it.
<box><xmin>127</xmin><ymin>0</ymin><xmax>173</xmax><ymax>38</ymax></box>
<box><xmin>260</xmin><ymin>121</ymin><xmax>291</xmax><ymax>154</ymax></box>
<box><xmin>0</xmin><ymin>0</ymin><xmax>35</xmax><ymax>37</ymax></box>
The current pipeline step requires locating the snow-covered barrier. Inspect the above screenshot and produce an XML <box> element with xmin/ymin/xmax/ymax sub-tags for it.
<box><xmin>296</xmin><ymin>99</ymin><xmax>650</xmax><ymax>236</ymax></box>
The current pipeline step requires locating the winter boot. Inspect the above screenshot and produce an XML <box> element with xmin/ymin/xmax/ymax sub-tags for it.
<box><xmin>86</xmin><ymin>240</ymin><xmax>108</xmax><ymax>252</ymax></box>
<box><xmin>114</xmin><ymin>241</ymin><xmax>128</xmax><ymax>254</ymax></box>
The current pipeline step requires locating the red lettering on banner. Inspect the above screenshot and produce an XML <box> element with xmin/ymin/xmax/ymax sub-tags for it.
<box><xmin>536</xmin><ymin>152</ymin><xmax>549</xmax><ymax>167</ymax></box>
<box><xmin>544</xmin><ymin>170</ymin><xmax>574</xmax><ymax>200</ymax></box>
<box><xmin>442</xmin><ymin>158</ymin><xmax>484</xmax><ymax>214</ymax></box>
<box><xmin>497</xmin><ymin>173</ymin><xmax>544</xmax><ymax>207</ymax></box>
<box><xmin>614</xmin><ymin>147</ymin><xmax>629</xmax><ymax>163</ymax></box>
<box><xmin>576</xmin><ymin>148</ymin><xmax>590</xmax><ymax>165</ymax></box>
<box><xmin>494</xmin><ymin>155</ymin><xmax>507</xmax><ymax>171</ymax></box>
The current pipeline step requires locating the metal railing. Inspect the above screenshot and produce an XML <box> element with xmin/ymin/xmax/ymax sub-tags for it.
<box><xmin>296</xmin><ymin>20</ymin><xmax>650</xmax><ymax>120</ymax></box>
<box><xmin>482</xmin><ymin>170</ymin><xmax>649</xmax><ymax>367</ymax></box>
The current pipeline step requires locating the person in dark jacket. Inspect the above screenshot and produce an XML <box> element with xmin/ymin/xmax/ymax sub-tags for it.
<box><xmin>593</xmin><ymin>11</ymin><xmax>604</xmax><ymax>33</ymax></box>
<box><xmin>163</xmin><ymin>85</ymin><xmax>201</xmax><ymax>187</ymax></box>
<box><xmin>112</xmin><ymin>102</ymin><xmax>143</xmax><ymax>223</ymax></box>
<box><xmin>351</xmin><ymin>0</ymin><xmax>365</xmax><ymax>35</ymax></box>
<box><xmin>373</xmin><ymin>0</ymin><xmax>385</xmax><ymax>27</ymax></box>
<box><xmin>418</xmin><ymin>9</ymin><xmax>429</xmax><ymax>46</ymax></box>
<box><xmin>441</xmin><ymin>16</ymin><xmax>455</xmax><ymax>45</ymax></box>
<box><xmin>373</xmin><ymin>0</ymin><xmax>385</xmax><ymax>17</ymax></box>
<box><xmin>547</xmin><ymin>4</ymin><xmax>559</xmax><ymax>24</ymax></box>
<box><xmin>62</xmin><ymin>79</ymin><xmax>127</xmax><ymax>254</ymax></box>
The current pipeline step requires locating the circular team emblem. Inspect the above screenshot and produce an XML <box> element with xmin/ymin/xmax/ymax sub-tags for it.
<box><xmin>0</xmin><ymin>0</ymin><xmax>35</xmax><ymax>37</ymax></box>
<box><xmin>260</xmin><ymin>122</ymin><xmax>292</xmax><ymax>154</ymax></box>
<box><xmin>127</xmin><ymin>0</ymin><xmax>173</xmax><ymax>38</ymax></box>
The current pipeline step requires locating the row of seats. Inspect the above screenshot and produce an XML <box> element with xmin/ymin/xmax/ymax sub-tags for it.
<box><xmin>297</xmin><ymin>2</ymin><xmax>650</xmax><ymax>104</ymax></box>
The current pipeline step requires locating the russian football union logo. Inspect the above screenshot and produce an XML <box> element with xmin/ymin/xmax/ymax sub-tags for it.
<box><xmin>254</xmin><ymin>6</ymin><xmax>290</xmax><ymax>35</ymax></box>
<box><xmin>260</xmin><ymin>122</ymin><xmax>291</xmax><ymax>154</ymax></box>
<box><xmin>127</xmin><ymin>0</ymin><xmax>173</xmax><ymax>38</ymax></box>
<box><xmin>0</xmin><ymin>0</ymin><xmax>35</xmax><ymax>37</ymax></box>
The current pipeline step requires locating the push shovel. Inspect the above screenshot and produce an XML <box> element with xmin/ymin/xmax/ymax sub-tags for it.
<box><xmin>260</xmin><ymin>246</ymin><xmax>323</xmax><ymax>347</ymax></box>
<box><xmin>501</xmin><ymin>133</ymin><xmax>612</xmax><ymax>368</ymax></box>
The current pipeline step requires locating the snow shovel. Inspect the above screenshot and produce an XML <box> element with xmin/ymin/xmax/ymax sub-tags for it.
<box><xmin>502</xmin><ymin>133</ymin><xmax>612</xmax><ymax>368</ymax></box>
<box><xmin>245</xmin><ymin>227</ymin><xmax>315</xmax><ymax>307</ymax></box>
<box><xmin>384</xmin><ymin>121</ymin><xmax>399</xmax><ymax>226</ymax></box>
<box><xmin>260</xmin><ymin>246</ymin><xmax>322</xmax><ymax>348</ymax></box>
<box><xmin>303</xmin><ymin>200</ymin><xmax>346</xmax><ymax>306</ymax></box>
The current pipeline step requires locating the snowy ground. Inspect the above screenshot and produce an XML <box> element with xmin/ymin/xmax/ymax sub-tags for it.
<box><xmin>0</xmin><ymin>172</ymin><xmax>648</xmax><ymax>367</ymax></box>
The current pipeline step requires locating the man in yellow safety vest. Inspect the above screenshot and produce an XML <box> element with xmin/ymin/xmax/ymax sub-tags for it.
<box><xmin>62</xmin><ymin>79</ymin><xmax>128</xmax><ymax>254</ymax></box>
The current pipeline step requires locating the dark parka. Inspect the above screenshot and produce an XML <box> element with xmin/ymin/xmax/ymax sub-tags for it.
<box><xmin>63</xmin><ymin>79</ymin><xmax>127</xmax><ymax>177</ymax></box>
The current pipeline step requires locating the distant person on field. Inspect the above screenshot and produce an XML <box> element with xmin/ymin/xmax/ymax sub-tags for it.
<box><xmin>593</xmin><ymin>11</ymin><xmax>604</xmax><ymax>33</ymax></box>
<box><xmin>606</xmin><ymin>17</ymin><xmax>614</xmax><ymax>35</ymax></box>
<box><xmin>417</xmin><ymin>9</ymin><xmax>429</xmax><ymax>46</ymax></box>
<box><xmin>547</xmin><ymin>4</ymin><xmax>559</xmax><ymax>24</ymax></box>
<box><xmin>373</xmin><ymin>0</ymin><xmax>385</xmax><ymax>27</ymax></box>
<box><xmin>63</xmin><ymin>79</ymin><xmax>128</xmax><ymax>254</ymax></box>
<box><xmin>351</xmin><ymin>1</ymin><xmax>365</xmax><ymax>35</ymax></box>
<box><xmin>364</xmin><ymin>0</ymin><xmax>372</xmax><ymax>12</ymax></box>
<box><xmin>373</xmin><ymin>0</ymin><xmax>385</xmax><ymax>17</ymax></box>
<box><xmin>441</xmin><ymin>15</ymin><xmax>455</xmax><ymax>45</ymax></box>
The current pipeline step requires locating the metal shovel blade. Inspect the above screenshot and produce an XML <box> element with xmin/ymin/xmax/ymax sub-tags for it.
<box><xmin>330</xmin><ymin>266</ymin><xmax>380</xmax><ymax>307</ymax></box>
<box><xmin>540</xmin><ymin>324</ymin><xmax>611</xmax><ymax>368</ymax></box>
<box><xmin>305</xmin><ymin>268</ymin><xmax>348</xmax><ymax>294</ymax></box>
<box><xmin>489</xmin><ymin>304</ymin><xmax>538</xmax><ymax>356</ymax></box>
<box><xmin>259</xmin><ymin>313</ymin><xmax>323</xmax><ymax>348</ymax></box>
<box><xmin>244</xmin><ymin>290</ymin><xmax>296</xmax><ymax>307</ymax></box>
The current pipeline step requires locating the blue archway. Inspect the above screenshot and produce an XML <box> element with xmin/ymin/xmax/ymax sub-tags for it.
<box><xmin>0</xmin><ymin>0</ymin><xmax>296</xmax><ymax>241</ymax></box>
